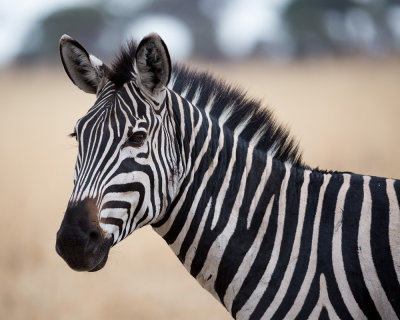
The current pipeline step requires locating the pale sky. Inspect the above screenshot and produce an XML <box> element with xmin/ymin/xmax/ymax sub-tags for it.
<box><xmin>0</xmin><ymin>0</ymin><xmax>97</xmax><ymax>66</ymax></box>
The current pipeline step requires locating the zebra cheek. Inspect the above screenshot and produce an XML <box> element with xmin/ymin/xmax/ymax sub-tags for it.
<box><xmin>99</xmin><ymin>221</ymin><xmax>120</xmax><ymax>242</ymax></box>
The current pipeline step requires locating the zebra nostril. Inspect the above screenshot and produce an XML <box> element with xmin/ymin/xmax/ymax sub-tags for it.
<box><xmin>86</xmin><ymin>228</ymin><xmax>101</xmax><ymax>252</ymax></box>
<box><xmin>89</xmin><ymin>230</ymin><xmax>99</xmax><ymax>241</ymax></box>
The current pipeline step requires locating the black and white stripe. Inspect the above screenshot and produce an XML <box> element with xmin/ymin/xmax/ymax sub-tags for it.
<box><xmin>61</xmin><ymin>34</ymin><xmax>400</xmax><ymax>319</ymax></box>
<box><xmin>155</xmin><ymin>67</ymin><xmax>400</xmax><ymax>318</ymax></box>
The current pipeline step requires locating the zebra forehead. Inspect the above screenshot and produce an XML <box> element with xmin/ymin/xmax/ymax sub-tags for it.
<box><xmin>81</xmin><ymin>87</ymin><xmax>144</xmax><ymax>120</ymax></box>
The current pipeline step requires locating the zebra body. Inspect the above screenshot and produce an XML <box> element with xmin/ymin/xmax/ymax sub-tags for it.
<box><xmin>56</xmin><ymin>33</ymin><xmax>400</xmax><ymax>319</ymax></box>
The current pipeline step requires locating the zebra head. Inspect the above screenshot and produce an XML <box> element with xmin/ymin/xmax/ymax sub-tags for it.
<box><xmin>56</xmin><ymin>33</ymin><xmax>180</xmax><ymax>271</ymax></box>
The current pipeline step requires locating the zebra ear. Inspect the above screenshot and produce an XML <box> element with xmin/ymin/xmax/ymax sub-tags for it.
<box><xmin>59</xmin><ymin>34</ymin><xmax>110</xmax><ymax>94</ymax></box>
<box><xmin>135</xmin><ymin>33</ymin><xmax>171</xmax><ymax>95</ymax></box>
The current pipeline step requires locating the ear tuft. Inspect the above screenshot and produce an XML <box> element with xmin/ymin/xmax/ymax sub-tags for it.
<box><xmin>135</xmin><ymin>33</ymin><xmax>171</xmax><ymax>94</ymax></box>
<box><xmin>59</xmin><ymin>34</ymin><xmax>109</xmax><ymax>94</ymax></box>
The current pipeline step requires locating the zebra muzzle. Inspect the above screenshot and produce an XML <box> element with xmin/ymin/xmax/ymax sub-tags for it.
<box><xmin>56</xmin><ymin>199</ymin><xmax>112</xmax><ymax>272</ymax></box>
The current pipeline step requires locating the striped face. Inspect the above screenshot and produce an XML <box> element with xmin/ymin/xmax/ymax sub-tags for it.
<box><xmin>56</xmin><ymin>33</ymin><xmax>174</xmax><ymax>271</ymax></box>
<box><xmin>69</xmin><ymin>80</ymin><xmax>178</xmax><ymax>244</ymax></box>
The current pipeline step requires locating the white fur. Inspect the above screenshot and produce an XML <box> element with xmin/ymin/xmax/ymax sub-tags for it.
<box><xmin>307</xmin><ymin>274</ymin><xmax>340</xmax><ymax>319</ymax></box>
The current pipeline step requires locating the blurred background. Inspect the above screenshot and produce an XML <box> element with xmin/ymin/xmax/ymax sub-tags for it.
<box><xmin>1</xmin><ymin>0</ymin><xmax>400</xmax><ymax>319</ymax></box>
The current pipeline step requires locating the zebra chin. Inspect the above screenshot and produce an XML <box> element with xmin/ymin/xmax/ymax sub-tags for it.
<box><xmin>56</xmin><ymin>198</ymin><xmax>114</xmax><ymax>272</ymax></box>
<box><xmin>56</xmin><ymin>237</ymin><xmax>113</xmax><ymax>272</ymax></box>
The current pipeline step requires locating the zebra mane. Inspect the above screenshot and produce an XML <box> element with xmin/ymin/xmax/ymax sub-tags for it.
<box><xmin>109</xmin><ymin>40</ymin><xmax>305</xmax><ymax>167</ymax></box>
<box><xmin>109</xmin><ymin>40</ymin><xmax>138</xmax><ymax>87</ymax></box>
<box><xmin>170</xmin><ymin>65</ymin><xmax>305</xmax><ymax>167</ymax></box>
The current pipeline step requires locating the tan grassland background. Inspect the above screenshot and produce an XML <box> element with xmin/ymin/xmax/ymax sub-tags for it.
<box><xmin>0</xmin><ymin>57</ymin><xmax>399</xmax><ymax>319</ymax></box>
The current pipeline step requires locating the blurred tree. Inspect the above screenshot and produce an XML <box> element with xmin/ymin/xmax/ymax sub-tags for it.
<box><xmin>13</xmin><ymin>0</ymin><xmax>400</xmax><ymax>64</ymax></box>
<box><xmin>138</xmin><ymin>0</ymin><xmax>219</xmax><ymax>59</ymax></box>
<box><xmin>17</xmin><ymin>6</ymin><xmax>107</xmax><ymax>64</ymax></box>
<box><xmin>16</xmin><ymin>0</ymin><xmax>220</xmax><ymax>63</ymax></box>
<box><xmin>284</xmin><ymin>0</ymin><xmax>355</xmax><ymax>56</ymax></box>
<box><xmin>284</xmin><ymin>0</ymin><xmax>399</xmax><ymax>57</ymax></box>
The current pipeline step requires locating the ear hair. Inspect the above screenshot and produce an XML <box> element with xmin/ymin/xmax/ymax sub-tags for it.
<box><xmin>59</xmin><ymin>34</ymin><xmax>110</xmax><ymax>94</ymax></box>
<box><xmin>135</xmin><ymin>33</ymin><xmax>171</xmax><ymax>95</ymax></box>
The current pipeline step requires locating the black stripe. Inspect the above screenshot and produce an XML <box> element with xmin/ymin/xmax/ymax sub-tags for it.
<box><xmin>103</xmin><ymin>182</ymin><xmax>145</xmax><ymax>197</ymax></box>
<box><xmin>272</xmin><ymin>171</ymin><xmax>324</xmax><ymax>319</ymax></box>
<box><xmin>248</xmin><ymin>166</ymin><xmax>304</xmax><ymax>319</ymax></box>
<box><xmin>100</xmin><ymin>201</ymin><xmax>132</xmax><ymax>240</ymax></box>
<box><xmin>295</xmin><ymin>274</ymin><xmax>321</xmax><ymax>319</ymax></box>
<box><xmin>231</xmin><ymin>160</ymin><xmax>286</xmax><ymax>317</ymax></box>
<box><xmin>394</xmin><ymin>180</ymin><xmax>400</xmax><ymax>208</ymax></box>
<box><xmin>316</xmin><ymin>174</ymin><xmax>352</xmax><ymax>319</ymax></box>
<box><xmin>136</xmin><ymin>208</ymin><xmax>149</xmax><ymax>228</ymax></box>
<box><xmin>100</xmin><ymin>217</ymin><xmax>123</xmax><ymax>235</ymax></box>
<box><xmin>281</xmin><ymin>174</ymin><xmax>347</xmax><ymax>319</ymax></box>
<box><xmin>213</xmin><ymin>150</ymin><xmax>272</xmax><ymax>302</ymax></box>
<box><xmin>161</xmin><ymin>113</ymin><xmax>215</xmax><ymax>245</ymax></box>
<box><xmin>78</xmin><ymin>110</ymin><xmax>113</xmax><ymax>193</ymax></box>
<box><xmin>177</xmin><ymin>126</ymin><xmax>226</xmax><ymax>261</ymax></box>
<box><xmin>188</xmin><ymin>132</ymin><xmax>248</xmax><ymax>276</ymax></box>
<box><xmin>319</xmin><ymin>307</ymin><xmax>330</xmax><ymax>320</ymax></box>
<box><xmin>342</xmin><ymin>174</ymin><xmax>380</xmax><ymax>319</ymax></box>
<box><xmin>180</xmin><ymin>98</ymin><xmax>195</xmax><ymax>161</ymax></box>
<box><xmin>185</xmin><ymin>81</ymin><xmax>199</xmax><ymax>101</ymax></box>
<box><xmin>369</xmin><ymin>177</ymin><xmax>400</xmax><ymax>316</ymax></box>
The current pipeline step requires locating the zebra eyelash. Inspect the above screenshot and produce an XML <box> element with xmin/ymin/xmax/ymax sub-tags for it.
<box><xmin>69</xmin><ymin>132</ymin><xmax>77</xmax><ymax>138</ymax></box>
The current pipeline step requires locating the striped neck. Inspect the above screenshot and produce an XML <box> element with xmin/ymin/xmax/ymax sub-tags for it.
<box><xmin>152</xmin><ymin>85</ymin><xmax>305</xmax><ymax>313</ymax></box>
<box><xmin>152</xmin><ymin>87</ymin><xmax>400</xmax><ymax>318</ymax></box>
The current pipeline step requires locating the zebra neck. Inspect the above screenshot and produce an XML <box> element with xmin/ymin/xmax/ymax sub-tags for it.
<box><xmin>154</xmin><ymin>145</ymin><xmax>400</xmax><ymax>320</ymax></box>
<box><xmin>151</xmin><ymin>112</ymin><xmax>306</xmax><ymax>297</ymax></box>
<box><xmin>155</xmin><ymin>89</ymin><xmax>400</xmax><ymax>317</ymax></box>
<box><xmin>165</xmin><ymin>89</ymin><xmax>217</xmax><ymax>180</ymax></box>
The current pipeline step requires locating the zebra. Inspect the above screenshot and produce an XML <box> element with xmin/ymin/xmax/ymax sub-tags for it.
<box><xmin>55</xmin><ymin>33</ymin><xmax>400</xmax><ymax>320</ymax></box>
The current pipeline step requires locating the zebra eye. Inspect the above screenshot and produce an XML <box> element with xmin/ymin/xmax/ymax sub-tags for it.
<box><xmin>126</xmin><ymin>131</ymin><xmax>147</xmax><ymax>147</ymax></box>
